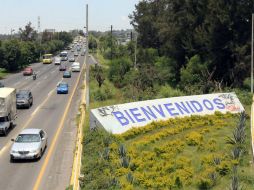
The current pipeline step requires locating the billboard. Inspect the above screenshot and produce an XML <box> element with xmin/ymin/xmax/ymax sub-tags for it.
<box><xmin>90</xmin><ymin>93</ymin><xmax>244</xmax><ymax>134</ymax></box>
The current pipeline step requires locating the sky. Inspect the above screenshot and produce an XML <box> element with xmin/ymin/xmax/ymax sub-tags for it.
<box><xmin>0</xmin><ymin>0</ymin><xmax>140</xmax><ymax>34</ymax></box>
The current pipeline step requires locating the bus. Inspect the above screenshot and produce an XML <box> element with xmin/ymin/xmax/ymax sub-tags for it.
<box><xmin>60</xmin><ymin>51</ymin><xmax>68</xmax><ymax>61</ymax></box>
<box><xmin>42</xmin><ymin>54</ymin><xmax>53</xmax><ymax>64</ymax></box>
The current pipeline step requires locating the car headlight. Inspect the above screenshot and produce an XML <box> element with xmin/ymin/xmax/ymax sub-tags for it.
<box><xmin>30</xmin><ymin>150</ymin><xmax>39</xmax><ymax>153</ymax></box>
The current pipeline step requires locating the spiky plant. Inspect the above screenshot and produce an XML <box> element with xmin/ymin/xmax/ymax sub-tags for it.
<box><xmin>103</xmin><ymin>147</ymin><xmax>110</xmax><ymax>160</ymax></box>
<box><xmin>227</xmin><ymin>112</ymin><xmax>246</xmax><ymax>146</ymax></box>
<box><xmin>121</xmin><ymin>156</ymin><xmax>130</xmax><ymax>168</ymax></box>
<box><xmin>213</xmin><ymin>157</ymin><xmax>221</xmax><ymax>165</ymax></box>
<box><xmin>110</xmin><ymin>177</ymin><xmax>119</xmax><ymax>186</ymax></box>
<box><xmin>118</xmin><ymin>144</ymin><xmax>127</xmax><ymax>158</ymax></box>
<box><xmin>208</xmin><ymin>172</ymin><xmax>217</xmax><ymax>186</ymax></box>
<box><xmin>231</xmin><ymin>146</ymin><xmax>242</xmax><ymax>160</ymax></box>
<box><xmin>126</xmin><ymin>172</ymin><xmax>134</xmax><ymax>184</ymax></box>
<box><xmin>230</xmin><ymin>175</ymin><xmax>241</xmax><ymax>190</ymax></box>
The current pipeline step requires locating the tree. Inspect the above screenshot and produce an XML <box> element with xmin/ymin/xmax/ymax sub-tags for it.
<box><xmin>130</xmin><ymin>0</ymin><xmax>254</xmax><ymax>88</ymax></box>
<box><xmin>2</xmin><ymin>40</ymin><xmax>21</xmax><ymax>71</ymax></box>
<box><xmin>108</xmin><ymin>57</ymin><xmax>132</xmax><ymax>88</ymax></box>
<box><xmin>19</xmin><ymin>22</ymin><xmax>37</xmax><ymax>41</ymax></box>
<box><xmin>93</xmin><ymin>64</ymin><xmax>105</xmax><ymax>88</ymax></box>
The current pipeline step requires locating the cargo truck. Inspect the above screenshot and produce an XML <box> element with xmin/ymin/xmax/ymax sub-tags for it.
<box><xmin>0</xmin><ymin>88</ymin><xmax>16</xmax><ymax>135</ymax></box>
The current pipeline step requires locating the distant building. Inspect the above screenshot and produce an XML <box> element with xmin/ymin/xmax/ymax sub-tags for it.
<box><xmin>44</xmin><ymin>29</ymin><xmax>55</xmax><ymax>33</ymax></box>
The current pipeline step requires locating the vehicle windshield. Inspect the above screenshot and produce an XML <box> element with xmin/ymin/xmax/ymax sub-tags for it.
<box><xmin>58</xmin><ymin>83</ymin><xmax>67</xmax><ymax>87</ymax></box>
<box><xmin>15</xmin><ymin>134</ymin><xmax>40</xmax><ymax>143</ymax></box>
<box><xmin>60</xmin><ymin>52</ymin><xmax>68</xmax><ymax>57</ymax></box>
<box><xmin>0</xmin><ymin>116</ymin><xmax>8</xmax><ymax>122</ymax></box>
<box><xmin>43</xmin><ymin>55</ymin><xmax>52</xmax><ymax>59</ymax></box>
<box><xmin>16</xmin><ymin>92</ymin><xmax>28</xmax><ymax>98</ymax></box>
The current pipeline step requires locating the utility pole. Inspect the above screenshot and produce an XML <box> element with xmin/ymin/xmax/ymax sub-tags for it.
<box><xmin>111</xmin><ymin>25</ymin><xmax>113</xmax><ymax>61</ymax></box>
<box><xmin>38</xmin><ymin>16</ymin><xmax>42</xmax><ymax>61</ymax></box>
<box><xmin>134</xmin><ymin>32</ymin><xmax>137</xmax><ymax>69</ymax></box>
<box><xmin>252</xmin><ymin>13</ymin><xmax>254</xmax><ymax>93</ymax></box>
<box><xmin>10</xmin><ymin>29</ymin><xmax>15</xmax><ymax>39</ymax></box>
<box><xmin>85</xmin><ymin>4</ymin><xmax>89</xmax><ymax>110</ymax></box>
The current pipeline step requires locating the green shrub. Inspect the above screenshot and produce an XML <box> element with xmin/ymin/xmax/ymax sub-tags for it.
<box><xmin>156</xmin><ymin>85</ymin><xmax>185</xmax><ymax>98</ymax></box>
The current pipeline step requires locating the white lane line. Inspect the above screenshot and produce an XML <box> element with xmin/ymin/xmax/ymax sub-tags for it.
<box><xmin>36</xmin><ymin>81</ymin><xmax>41</xmax><ymax>86</ymax></box>
<box><xmin>51</xmin><ymin>70</ymin><xmax>56</xmax><ymax>74</ymax></box>
<box><xmin>25</xmin><ymin>77</ymin><xmax>30</xmax><ymax>80</ymax></box>
<box><xmin>43</xmin><ymin>76</ymin><xmax>48</xmax><ymax>80</ymax></box>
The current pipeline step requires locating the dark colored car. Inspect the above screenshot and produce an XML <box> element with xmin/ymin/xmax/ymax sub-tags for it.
<box><xmin>57</xmin><ymin>82</ymin><xmax>68</xmax><ymax>94</ymax></box>
<box><xmin>63</xmin><ymin>71</ymin><xmax>71</xmax><ymax>78</ymax></box>
<box><xmin>23</xmin><ymin>67</ymin><xmax>33</xmax><ymax>76</ymax></box>
<box><xmin>16</xmin><ymin>90</ymin><xmax>33</xmax><ymax>108</ymax></box>
<box><xmin>59</xmin><ymin>64</ymin><xmax>67</xmax><ymax>71</ymax></box>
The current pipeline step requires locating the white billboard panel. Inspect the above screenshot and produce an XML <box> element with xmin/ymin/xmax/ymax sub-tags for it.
<box><xmin>90</xmin><ymin>93</ymin><xmax>244</xmax><ymax>134</ymax></box>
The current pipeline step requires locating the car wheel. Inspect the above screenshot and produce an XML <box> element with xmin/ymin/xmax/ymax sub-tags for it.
<box><xmin>39</xmin><ymin>149</ymin><xmax>43</xmax><ymax>159</ymax></box>
<box><xmin>10</xmin><ymin>157</ymin><xmax>14</xmax><ymax>163</ymax></box>
<box><xmin>27</xmin><ymin>103</ymin><xmax>30</xmax><ymax>109</ymax></box>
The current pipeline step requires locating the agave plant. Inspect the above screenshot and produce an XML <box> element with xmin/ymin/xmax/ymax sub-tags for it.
<box><xmin>126</xmin><ymin>172</ymin><xmax>134</xmax><ymax>184</ymax></box>
<box><xmin>118</xmin><ymin>144</ymin><xmax>127</xmax><ymax>158</ymax></box>
<box><xmin>230</xmin><ymin>175</ymin><xmax>241</xmax><ymax>190</ymax></box>
<box><xmin>103</xmin><ymin>147</ymin><xmax>110</xmax><ymax>160</ymax></box>
<box><xmin>208</xmin><ymin>172</ymin><xmax>217</xmax><ymax>186</ymax></box>
<box><xmin>121</xmin><ymin>156</ymin><xmax>130</xmax><ymax>168</ymax></box>
<box><xmin>227</xmin><ymin>112</ymin><xmax>246</xmax><ymax>146</ymax></box>
<box><xmin>213</xmin><ymin>157</ymin><xmax>221</xmax><ymax>165</ymax></box>
<box><xmin>231</xmin><ymin>146</ymin><xmax>242</xmax><ymax>160</ymax></box>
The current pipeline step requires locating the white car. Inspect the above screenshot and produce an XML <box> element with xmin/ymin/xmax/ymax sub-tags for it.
<box><xmin>71</xmin><ymin>62</ymin><xmax>80</xmax><ymax>72</ymax></box>
<box><xmin>74</xmin><ymin>52</ymin><xmax>79</xmax><ymax>56</ymax></box>
<box><xmin>10</xmin><ymin>128</ymin><xmax>47</xmax><ymax>161</ymax></box>
<box><xmin>54</xmin><ymin>57</ymin><xmax>61</xmax><ymax>65</ymax></box>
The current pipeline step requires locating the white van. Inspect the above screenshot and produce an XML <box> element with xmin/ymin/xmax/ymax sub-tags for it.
<box><xmin>54</xmin><ymin>57</ymin><xmax>61</xmax><ymax>65</ymax></box>
<box><xmin>71</xmin><ymin>62</ymin><xmax>80</xmax><ymax>72</ymax></box>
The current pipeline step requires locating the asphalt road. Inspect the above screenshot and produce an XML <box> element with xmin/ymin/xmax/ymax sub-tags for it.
<box><xmin>0</xmin><ymin>45</ymin><xmax>94</xmax><ymax>190</ymax></box>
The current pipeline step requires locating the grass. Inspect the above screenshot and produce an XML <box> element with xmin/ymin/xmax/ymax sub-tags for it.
<box><xmin>0</xmin><ymin>68</ymin><xmax>10</xmax><ymax>79</ymax></box>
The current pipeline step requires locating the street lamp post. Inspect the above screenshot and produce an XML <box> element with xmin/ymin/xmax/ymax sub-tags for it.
<box><xmin>85</xmin><ymin>4</ymin><xmax>89</xmax><ymax>110</ymax></box>
<box><xmin>251</xmin><ymin>14</ymin><xmax>254</xmax><ymax>93</ymax></box>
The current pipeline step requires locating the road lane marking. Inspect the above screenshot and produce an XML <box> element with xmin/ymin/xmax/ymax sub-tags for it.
<box><xmin>0</xmin><ymin>145</ymin><xmax>8</xmax><ymax>157</ymax></box>
<box><xmin>33</xmin><ymin>58</ymin><xmax>85</xmax><ymax>190</ymax></box>
<box><xmin>48</xmin><ymin>89</ymin><xmax>54</xmax><ymax>96</ymax></box>
<box><xmin>31</xmin><ymin>107</ymin><xmax>40</xmax><ymax>116</ymax></box>
<box><xmin>43</xmin><ymin>76</ymin><xmax>48</xmax><ymax>80</ymax></box>
<box><xmin>0</xmin><ymin>87</ymin><xmax>56</xmax><ymax>157</ymax></box>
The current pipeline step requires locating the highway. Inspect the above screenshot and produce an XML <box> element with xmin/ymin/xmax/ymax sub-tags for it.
<box><xmin>0</xmin><ymin>44</ymin><xmax>93</xmax><ymax>190</ymax></box>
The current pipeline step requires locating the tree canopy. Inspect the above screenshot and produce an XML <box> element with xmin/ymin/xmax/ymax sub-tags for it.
<box><xmin>130</xmin><ymin>0</ymin><xmax>254</xmax><ymax>88</ymax></box>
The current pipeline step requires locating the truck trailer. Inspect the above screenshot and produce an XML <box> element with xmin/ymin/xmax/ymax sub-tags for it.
<box><xmin>0</xmin><ymin>88</ymin><xmax>16</xmax><ymax>135</ymax></box>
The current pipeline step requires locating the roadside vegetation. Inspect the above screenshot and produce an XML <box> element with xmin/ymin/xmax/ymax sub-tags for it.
<box><xmin>81</xmin><ymin>0</ymin><xmax>254</xmax><ymax>189</ymax></box>
<box><xmin>0</xmin><ymin>22</ymin><xmax>73</xmax><ymax>73</ymax></box>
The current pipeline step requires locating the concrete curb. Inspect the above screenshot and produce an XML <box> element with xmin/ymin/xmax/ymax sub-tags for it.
<box><xmin>251</xmin><ymin>96</ymin><xmax>254</xmax><ymax>159</ymax></box>
<box><xmin>70</xmin><ymin>61</ymin><xmax>86</xmax><ymax>190</ymax></box>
